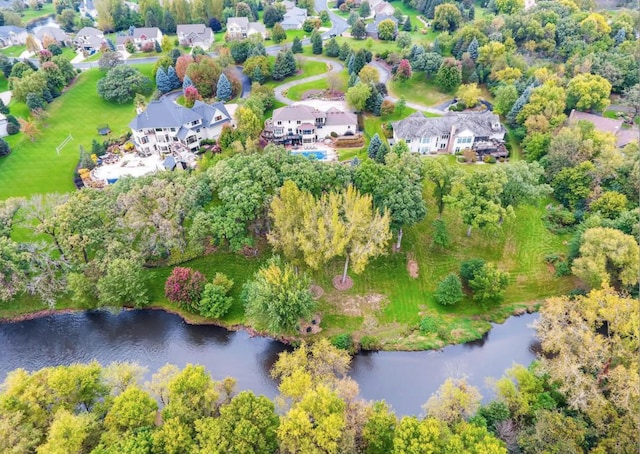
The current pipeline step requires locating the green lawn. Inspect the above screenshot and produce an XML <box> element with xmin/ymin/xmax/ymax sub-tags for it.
<box><xmin>0</xmin><ymin>75</ymin><xmax>8</xmax><ymax>92</ymax></box>
<box><xmin>0</xmin><ymin>45</ymin><xmax>27</xmax><ymax>58</ymax></box>
<box><xmin>388</xmin><ymin>74</ymin><xmax>452</xmax><ymax>107</ymax></box>
<box><xmin>284</xmin><ymin>68</ymin><xmax>349</xmax><ymax>100</ymax></box>
<box><xmin>264</xmin><ymin>58</ymin><xmax>329</xmax><ymax>89</ymax></box>
<box><xmin>21</xmin><ymin>3</ymin><xmax>56</xmax><ymax>22</ymax></box>
<box><xmin>0</xmin><ymin>65</ymin><xmax>153</xmax><ymax>199</ymax></box>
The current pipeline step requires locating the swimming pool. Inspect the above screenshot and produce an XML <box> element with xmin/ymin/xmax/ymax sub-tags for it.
<box><xmin>290</xmin><ymin>150</ymin><xmax>327</xmax><ymax>160</ymax></box>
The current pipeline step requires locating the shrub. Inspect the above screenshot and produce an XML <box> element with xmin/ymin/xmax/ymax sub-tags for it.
<box><xmin>419</xmin><ymin>316</ymin><xmax>439</xmax><ymax>334</ymax></box>
<box><xmin>0</xmin><ymin>138</ymin><xmax>10</xmax><ymax>156</ymax></box>
<box><xmin>6</xmin><ymin>115</ymin><xmax>20</xmax><ymax>135</ymax></box>
<box><xmin>331</xmin><ymin>333</ymin><xmax>353</xmax><ymax>351</ymax></box>
<box><xmin>469</xmin><ymin>263</ymin><xmax>509</xmax><ymax>307</ymax></box>
<box><xmin>554</xmin><ymin>260</ymin><xmax>571</xmax><ymax>277</ymax></box>
<box><xmin>330</xmin><ymin>131</ymin><xmax>338</xmax><ymax>138</ymax></box>
<box><xmin>164</xmin><ymin>267</ymin><xmax>206</xmax><ymax>310</ymax></box>
<box><xmin>434</xmin><ymin>273</ymin><xmax>463</xmax><ymax>305</ymax></box>
<box><xmin>460</xmin><ymin>258</ymin><xmax>485</xmax><ymax>285</ymax></box>
<box><xmin>359</xmin><ymin>335</ymin><xmax>380</xmax><ymax>351</ymax></box>
<box><xmin>198</xmin><ymin>273</ymin><xmax>234</xmax><ymax>319</ymax></box>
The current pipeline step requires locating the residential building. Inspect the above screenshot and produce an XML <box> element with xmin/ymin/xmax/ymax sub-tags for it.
<box><xmin>79</xmin><ymin>0</ymin><xmax>97</xmax><ymax>19</ymax></box>
<box><xmin>568</xmin><ymin>109</ymin><xmax>639</xmax><ymax>148</ymax></box>
<box><xmin>365</xmin><ymin>14</ymin><xmax>398</xmax><ymax>39</ymax></box>
<box><xmin>264</xmin><ymin>104</ymin><xmax>358</xmax><ymax>145</ymax></box>
<box><xmin>373</xmin><ymin>1</ymin><xmax>395</xmax><ymax>17</ymax></box>
<box><xmin>280</xmin><ymin>6</ymin><xmax>307</xmax><ymax>30</ymax></box>
<box><xmin>226</xmin><ymin>17</ymin><xmax>267</xmax><ymax>39</ymax></box>
<box><xmin>280</xmin><ymin>0</ymin><xmax>296</xmax><ymax>9</ymax></box>
<box><xmin>75</xmin><ymin>26</ymin><xmax>105</xmax><ymax>53</ymax></box>
<box><xmin>392</xmin><ymin>111</ymin><xmax>507</xmax><ymax>156</ymax></box>
<box><xmin>35</xmin><ymin>27</ymin><xmax>71</xmax><ymax>47</ymax></box>
<box><xmin>129</xmin><ymin>98</ymin><xmax>231</xmax><ymax>154</ymax></box>
<box><xmin>116</xmin><ymin>27</ymin><xmax>163</xmax><ymax>51</ymax></box>
<box><xmin>177</xmin><ymin>24</ymin><xmax>214</xmax><ymax>49</ymax></box>
<box><xmin>0</xmin><ymin>26</ymin><xmax>27</xmax><ymax>47</ymax></box>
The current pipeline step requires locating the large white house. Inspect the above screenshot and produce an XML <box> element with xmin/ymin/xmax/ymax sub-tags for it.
<box><xmin>280</xmin><ymin>6</ymin><xmax>307</xmax><ymax>30</ymax></box>
<box><xmin>176</xmin><ymin>24</ymin><xmax>214</xmax><ymax>49</ymax></box>
<box><xmin>129</xmin><ymin>98</ymin><xmax>231</xmax><ymax>154</ymax></box>
<box><xmin>226</xmin><ymin>17</ymin><xmax>267</xmax><ymax>39</ymax></box>
<box><xmin>392</xmin><ymin>111</ymin><xmax>506</xmax><ymax>156</ymax></box>
<box><xmin>116</xmin><ymin>27</ymin><xmax>163</xmax><ymax>51</ymax></box>
<box><xmin>75</xmin><ymin>27</ymin><xmax>105</xmax><ymax>53</ymax></box>
<box><xmin>0</xmin><ymin>26</ymin><xmax>27</xmax><ymax>47</ymax></box>
<box><xmin>264</xmin><ymin>104</ymin><xmax>358</xmax><ymax>145</ymax></box>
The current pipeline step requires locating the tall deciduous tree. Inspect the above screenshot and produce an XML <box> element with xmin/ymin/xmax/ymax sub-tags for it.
<box><xmin>424</xmin><ymin>158</ymin><xmax>461</xmax><ymax>217</ymax></box>
<box><xmin>446</xmin><ymin>167</ymin><xmax>513</xmax><ymax>236</ymax></box>
<box><xmin>436</xmin><ymin>57</ymin><xmax>462</xmax><ymax>92</ymax></box>
<box><xmin>567</xmin><ymin>73</ymin><xmax>612</xmax><ymax>113</ymax></box>
<box><xmin>346</xmin><ymin>82</ymin><xmax>371</xmax><ymax>111</ymax></box>
<box><xmin>571</xmin><ymin>227</ymin><xmax>639</xmax><ymax>290</ymax></box>
<box><xmin>424</xmin><ymin>378</ymin><xmax>482</xmax><ymax>425</ymax></box>
<box><xmin>97</xmin><ymin>65</ymin><xmax>152</xmax><ymax>104</ymax></box>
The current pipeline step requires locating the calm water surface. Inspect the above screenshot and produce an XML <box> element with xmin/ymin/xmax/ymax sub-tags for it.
<box><xmin>0</xmin><ymin>309</ymin><xmax>539</xmax><ymax>415</ymax></box>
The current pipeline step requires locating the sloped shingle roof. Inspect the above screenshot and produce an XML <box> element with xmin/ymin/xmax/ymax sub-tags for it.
<box><xmin>392</xmin><ymin>111</ymin><xmax>503</xmax><ymax>140</ymax></box>
<box><xmin>130</xmin><ymin>98</ymin><xmax>202</xmax><ymax>130</ymax></box>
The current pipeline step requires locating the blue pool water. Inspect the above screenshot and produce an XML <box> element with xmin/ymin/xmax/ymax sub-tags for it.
<box><xmin>291</xmin><ymin>150</ymin><xmax>327</xmax><ymax>160</ymax></box>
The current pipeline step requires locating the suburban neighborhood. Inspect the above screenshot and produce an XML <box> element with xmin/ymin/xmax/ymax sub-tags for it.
<box><xmin>0</xmin><ymin>0</ymin><xmax>638</xmax><ymax>451</ymax></box>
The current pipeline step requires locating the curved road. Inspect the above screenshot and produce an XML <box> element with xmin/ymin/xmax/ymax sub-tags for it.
<box><xmin>273</xmin><ymin>56</ymin><xmax>344</xmax><ymax>105</ymax></box>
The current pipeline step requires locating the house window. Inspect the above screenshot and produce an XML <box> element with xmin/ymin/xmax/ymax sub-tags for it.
<box><xmin>420</xmin><ymin>137</ymin><xmax>430</xmax><ymax>144</ymax></box>
<box><xmin>186</xmin><ymin>136</ymin><xmax>198</xmax><ymax>144</ymax></box>
<box><xmin>141</xmin><ymin>137</ymin><xmax>149</xmax><ymax>144</ymax></box>
<box><xmin>215</xmin><ymin>115</ymin><xmax>222</xmax><ymax>121</ymax></box>
<box><xmin>439</xmin><ymin>143</ymin><xmax>446</xmax><ymax>149</ymax></box>
<box><xmin>441</xmin><ymin>134</ymin><xmax>449</xmax><ymax>139</ymax></box>
<box><xmin>277</xmin><ymin>121</ymin><xmax>282</xmax><ymax>125</ymax></box>
<box><xmin>406</xmin><ymin>139</ymin><xmax>411</xmax><ymax>143</ymax></box>
<box><xmin>297</xmin><ymin>120</ymin><xmax>301</xmax><ymax>124</ymax></box>
<box><xmin>170</xmin><ymin>128</ymin><xmax>176</xmax><ymax>132</ymax></box>
<box><xmin>196</xmin><ymin>128</ymin><xmax>201</xmax><ymax>133</ymax></box>
<box><xmin>457</xmin><ymin>137</ymin><xmax>473</xmax><ymax>144</ymax></box>
<box><xmin>190</xmin><ymin>120</ymin><xmax>200</xmax><ymax>126</ymax></box>
<box><xmin>155</xmin><ymin>128</ymin><xmax>163</xmax><ymax>132</ymax></box>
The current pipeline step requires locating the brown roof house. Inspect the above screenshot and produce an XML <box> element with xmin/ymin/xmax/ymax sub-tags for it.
<box><xmin>392</xmin><ymin>110</ymin><xmax>507</xmax><ymax>156</ymax></box>
<box><xmin>264</xmin><ymin>103</ymin><xmax>358</xmax><ymax>145</ymax></box>
<box><xmin>568</xmin><ymin>109</ymin><xmax>639</xmax><ymax>148</ymax></box>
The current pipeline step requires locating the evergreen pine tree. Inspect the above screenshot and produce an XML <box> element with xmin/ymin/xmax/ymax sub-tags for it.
<box><xmin>347</xmin><ymin>53</ymin><xmax>355</xmax><ymax>74</ymax></box>
<box><xmin>368</xmin><ymin>133</ymin><xmax>382</xmax><ymax>160</ymax></box>
<box><xmin>348</xmin><ymin>72</ymin><xmax>358</xmax><ymax>88</ymax></box>
<box><xmin>339</xmin><ymin>42</ymin><xmax>351</xmax><ymax>61</ymax></box>
<box><xmin>353</xmin><ymin>49</ymin><xmax>367</xmax><ymax>76</ymax></box>
<box><xmin>468</xmin><ymin>37</ymin><xmax>479</xmax><ymax>61</ymax></box>
<box><xmin>291</xmin><ymin>36</ymin><xmax>303</xmax><ymax>53</ymax></box>
<box><xmin>182</xmin><ymin>74</ymin><xmax>193</xmax><ymax>90</ymax></box>
<box><xmin>614</xmin><ymin>28</ymin><xmax>626</xmax><ymax>45</ymax></box>
<box><xmin>373</xmin><ymin>93</ymin><xmax>383</xmax><ymax>116</ymax></box>
<box><xmin>216</xmin><ymin>73</ymin><xmax>233</xmax><ymax>101</ymax></box>
<box><xmin>506</xmin><ymin>84</ymin><xmax>534</xmax><ymax>125</ymax></box>
<box><xmin>325</xmin><ymin>38</ymin><xmax>340</xmax><ymax>57</ymax></box>
<box><xmin>433</xmin><ymin>37</ymin><xmax>441</xmax><ymax>53</ymax></box>
<box><xmin>155</xmin><ymin>40</ymin><xmax>162</xmax><ymax>52</ymax></box>
<box><xmin>0</xmin><ymin>98</ymin><xmax>8</xmax><ymax>115</ymax></box>
<box><xmin>284</xmin><ymin>50</ymin><xmax>297</xmax><ymax>76</ymax></box>
<box><xmin>251</xmin><ymin>65</ymin><xmax>264</xmax><ymax>84</ymax></box>
<box><xmin>167</xmin><ymin>66</ymin><xmax>181</xmax><ymax>89</ymax></box>
<box><xmin>468</xmin><ymin>5</ymin><xmax>475</xmax><ymax>20</ymax></box>
<box><xmin>403</xmin><ymin>16</ymin><xmax>412</xmax><ymax>32</ymax></box>
<box><xmin>155</xmin><ymin>67</ymin><xmax>172</xmax><ymax>93</ymax></box>
<box><xmin>311</xmin><ymin>32</ymin><xmax>323</xmax><ymax>54</ymax></box>
<box><xmin>365</xmin><ymin>84</ymin><xmax>379</xmax><ymax>112</ymax></box>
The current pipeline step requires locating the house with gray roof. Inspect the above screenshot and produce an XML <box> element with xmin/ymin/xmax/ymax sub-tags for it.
<box><xmin>568</xmin><ymin>109</ymin><xmax>639</xmax><ymax>148</ymax></box>
<box><xmin>373</xmin><ymin>1</ymin><xmax>395</xmax><ymax>17</ymax></box>
<box><xmin>226</xmin><ymin>17</ymin><xmax>267</xmax><ymax>39</ymax></box>
<box><xmin>129</xmin><ymin>98</ymin><xmax>231</xmax><ymax>154</ymax></box>
<box><xmin>116</xmin><ymin>27</ymin><xmax>163</xmax><ymax>51</ymax></box>
<box><xmin>0</xmin><ymin>26</ymin><xmax>27</xmax><ymax>47</ymax></box>
<box><xmin>35</xmin><ymin>26</ymin><xmax>71</xmax><ymax>47</ymax></box>
<box><xmin>177</xmin><ymin>24</ymin><xmax>214</xmax><ymax>49</ymax></box>
<box><xmin>264</xmin><ymin>103</ymin><xmax>357</xmax><ymax>145</ymax></box>
<box><xmin>392</xmin><ymin>111</ymin><xmax>506</xmax><ymax>155</ymax></box>
<box><xmin>365</xmin><ymin>14</ymin><xmax>398</xmax><ymax>39</ymax></box>
<box><xmin>75</xmin><ymin>27</ymin><xmax>104</xmax><ymax>53</ymax></box>
<box><xmin>280</xmin><ymin>6</ymin><xmax>307</xmax><ymax>30</ymax></box>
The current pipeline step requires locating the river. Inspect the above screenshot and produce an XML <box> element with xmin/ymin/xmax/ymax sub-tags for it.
<box><xmin>0</xmin><ymin>309</ymin><xmax>539</xmax><ymax>415</ymax></box>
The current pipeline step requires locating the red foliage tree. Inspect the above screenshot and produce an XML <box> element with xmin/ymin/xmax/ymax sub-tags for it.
<box><xmin>164</xmin><ymin>267</ymin><xmax>206</xmax><ymax>310</ymax></box>
<box><xmin>175</xmin><ymin>55</ymin><xmax>194</xmax><ymax>81</ymax></box>
<box><xmin>184</xmin><ymin>86</ymin><xmax>202</xmax><ymax>107</ymax></box>
<box><xmin>395</xmin><ymin>59</ymin><xmax>412</xmax><ymax>82</ymax></box>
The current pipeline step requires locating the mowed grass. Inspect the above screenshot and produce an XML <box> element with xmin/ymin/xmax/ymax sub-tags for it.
<box><xmin>388</xmin><ymin>73</ymin><xmax>452</xmax><ymax>107</ymax></box>
<box><xmin>21</xmin><ymin>3</ymin><xmax>56</xmax><ymax>22</ymax></box>
<box><xmin>0</xmin><ymin>45</ymin><xmax>27</xmax><ymax>58</ymax></box>
<box><xmin>0</xmin><ymin>64</ymin><xmax>153</xmax><ymax>199</ymax></box>
<box><xmin>264</xmin><ymin>58</ymin><xmax>329</xmax><ymax>89</ymax></box>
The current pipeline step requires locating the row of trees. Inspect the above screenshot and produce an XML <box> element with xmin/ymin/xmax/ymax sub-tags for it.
<box><xmin>2</xmin><ymin>286</ymin><xmax>637</xmax><ymax>453</ymax></box>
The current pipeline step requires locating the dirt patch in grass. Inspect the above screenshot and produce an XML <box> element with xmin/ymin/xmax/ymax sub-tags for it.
<box><xmin>407</xmin><ymin>253</ymin><xmax>419</xmax><ymax>278</ymax></box>
<box><xmin>299</xmin><ymin>313</ymin><xmax>323</xmax><ymax>335</ymax></box>
<box><xmin>333</xmin><ymin>275</ymin><xmax>354</xmax><ymax>290</ymax></box>
<box><xmin>331</xmin><ymin>293</ymin><xmax>386</xmax><ymax>316</ymax></box>
<box><xmin>310</xmin><ymin>284</ymin><xmax>325</xmax><ymax>300</ymax></box>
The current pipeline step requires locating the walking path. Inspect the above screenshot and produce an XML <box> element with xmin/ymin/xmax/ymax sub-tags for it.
<box><xmin>273</xmin><ymin>56</ymin><xmax>345</xmax><ymax>105</ymax></box>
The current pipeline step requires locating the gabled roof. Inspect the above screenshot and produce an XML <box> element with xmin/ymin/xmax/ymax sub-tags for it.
<box><xmin>132</xmin><ymin>27</ymin><xmax>161</xmax><ymax>39</ymax></box>
<box><xmin>392</xmin><ymin>111</ymin><xmax>503</xmax><ymax>140</ymax></box>
<box><xmin>129</xmin><ymin>98</ymin><xmax>202</xmax><ymax>130</ymax></box>
<box><xmin>280</xmin><ymin>0</ymin><xmax>295</xmax><ymax>9</ymax></box>
<box><xmin>568</xmin><ymin>109</ymin><xmax>640</xmax><ymax>148</ymax></box>
<box><xmin>281</xmin><ymin>15</ymin><xmax>304</xmax><ymax>26</ymax></box>
<box><xmin>324</xmin><ymin>107</ymin><xmax>357</xmax><ymax>126</ymax></box>
<box><xmin>374</xmin><ymin>1</ymin><xmax>394</xmax><ymax>14</ymax></box>
<box><xmin>227</xmin><ymin>17</ymin><xmax>249</xmax><ymax>28</ymax></box>
<box><xmin>248</xmin><ymin>22</ymin><xmax>266</xmax><ymax>33</ymax></box>
<box><xmin>76</xmin><ymin>26</ymin><xmax>103</xmax><ymax>37</ymax></box>
<box><xmin>0</xmin><ymin>26</ymin><xmax>26</xmax><ymax>37</ymax></box>
<box><xmin>191</xmin><ymin>100</ymin><xmax>231</xmax><ymax>126</ymax></box>
<box><xmin>177</xmin><ymin>24</ymin><xmax>213</xmax><ymax>40</ymax></box>
<box><xmin>35</xmin><ymin>26</ymin><xmax>70</xmax><ymax>42</ymax></box>
<box><xmin>272</xmin><ymin>104</ymin><xmax>323</xmax><ymax>122</ymax></box>
<box><xmin>287</xmin><ymin>6</ymin><xmax>307</xmax><ymax>16</ymax></box>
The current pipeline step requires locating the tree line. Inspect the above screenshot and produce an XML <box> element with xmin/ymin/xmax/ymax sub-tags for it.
<box><xmin>1</xmin><ymin>286</ymin><xmax>637</xmax><ymax>453</ymax></box>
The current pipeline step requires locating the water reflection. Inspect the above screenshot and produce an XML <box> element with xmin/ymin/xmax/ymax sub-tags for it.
<box><xmin>0</xmin><ymin>310</ymin><xmax>539</xmax><ymax>415</ymax></box>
